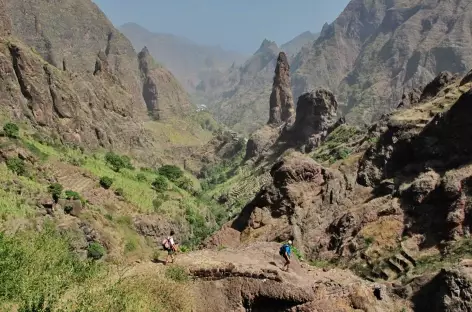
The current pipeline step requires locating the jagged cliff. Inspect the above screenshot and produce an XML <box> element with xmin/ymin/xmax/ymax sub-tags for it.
<box><xmin>197</xmin><ymin>0</ymin><xmax>472</xmax><ymax>135</ymax></box>
<box><xmin>0</xmin><ymin>0</ymin><xmax>208</xmax><ymax>165</ymax></box>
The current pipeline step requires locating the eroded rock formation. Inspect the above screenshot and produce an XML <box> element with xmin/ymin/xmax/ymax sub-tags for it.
<box><xmin>268</xmin><ymin>52</ymin><xmax>295</xmax><ymax>126</ymax></box>
<box><xmin>292</xmin><ymin>89</ymin><xmax>339</xmax><ymax>151</ymax></box>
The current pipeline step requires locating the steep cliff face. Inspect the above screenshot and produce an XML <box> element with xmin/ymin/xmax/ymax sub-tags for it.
<box><xmin>137</xmin><ymin>47</ymin><xmax>192</xmax><ymax>120</ymax></box>
<box><xmin>0</xmin><ymin>37</ymin><xmax>149</xmax><ymax>151</ymax></box>
<box><xmin>200</xmin><ymin>0</ymin><xmax>472</xmax><ymax>134</ymax></box>
<box><xmin>268</xmin><ymin>52</ymin><xmax>295</xmax><ymax>126</ymax></box>
<box><xmin>210</xmin><ymin>68</ymin><xmax>472</xmax><ymax>287</ymax></box>
<box><xmin>293</xmin><ymin>0</ymin><xmax>472</xmax><ymax>123</ymax></box>
<box><xmin>5</xmin><ymin>0</ymin><xmax>147</xmax><ymax>117</ymax></box>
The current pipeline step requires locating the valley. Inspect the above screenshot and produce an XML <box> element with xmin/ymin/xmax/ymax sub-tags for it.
<box><xmin>0</xmin><ymin>0</ymin><xmax>472</xmax><ymax>311</ymax></box>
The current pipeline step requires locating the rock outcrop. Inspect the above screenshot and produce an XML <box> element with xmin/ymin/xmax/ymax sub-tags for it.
<box><xmin>5</xmin><ymin>0</ymin><xmax>147</xmax><ymax>116</ymax></box>
<box><xmin>137</xmin><ymin>47</ymin><xmax>192</xmax><ymax>120</ymax></box>
<box><xmin>411</xmin><ymin>267</ymin><xmax>472</xmax><ymax>312</ymax></box>
<box><xmin>268</xmin><ymin>52</ymin><xmax>295</xmax><ymax>126</ymax></box>
<box><xmin>419</xmin><ymin>71</ymin><xmax>457</xmax><ymax>102</ymax></box>
<box><xmin>292</xmin><ymin>89</ymin><xmax>339</xmax><ymax>151</ymax></box>
<box><xmin>198</xmin><ymin>0</ymin><xmax>472</xmax><ymax>132</ymax></box>
<box><xmin>178</xmin><ymin>242</ymin><xmax>410</xmax><ymax>312</ymax></box>
<box><xmin>0</xmin><ymin>37</ymin><xmax>149</xmax><ymax>151</ymax></box>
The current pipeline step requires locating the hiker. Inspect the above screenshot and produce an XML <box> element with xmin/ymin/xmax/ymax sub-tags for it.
<box><xmin>279</xmin><ymin>240</ymin><xmax>292</xmax><ymax>272</ymax></box>
<box><xmin>162</xmin><ymin>230</ymin><xmax>178</xmax><ymax>265</ymax></box>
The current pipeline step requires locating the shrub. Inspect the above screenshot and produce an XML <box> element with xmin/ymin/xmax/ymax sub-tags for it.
<box><xmin>104</xmin><ymin>214</ymin><xmax>113</xmax><ymax>221</ymax></box>
<box><xmin>99</xmin><ymin>176</ymin><xmax>113</xmax><ymax>189</ymax></box>
<box><xmin>64</xmin><ymin>205</ymin><xmax>73</xmax><ymax>214</ymax></box>
<box><xmin>64</xmin><ymin>190</ymin><xmax>81</xmax><ymax>200</ymax></box>
<box><xmin>152</xmin><ymin>175</ymin><xmax>168</xmax><ymax>193</ymax></box>
<box><xmin>48</xmin><ymin>183</ymin><xmax>63</xmax><ymax>201</ymax></box>
<box><xmin>3</xmin><ymin>122</ymin><xmax>19</xmax><ymax>138</ymax></box>
<box><xmin>120</xmin><ymin>155</ymin><xmax>134</xmax><ymax>170</ymax></box>
<box><xmin>175</xmin><ymin>177</ymin><xmax>193</xmax><ymax>192</ymax></box>
<box><xmin>124</xmin><ymin>240</ymin><xmax>137</xmax><ymax>253</ymax></box>
<box><xmin>87</xmin><ymin>242</ymin><xmax>105</xmax><ymax>260</ymax></box>
<box><xmin>104</xmin><ymin>152</ymin><xmax>134</xmax><ymax>172</ymax></box>
<box><xmin>6</xmin><ymin>157</ymin><xmax>26</xmax><ymax>176</ymax></box>
<box><xmin>164</xmin><ymin>266</ymin><xmax>189</xmax><ymax>282</ymax></box>
<box><xmin>114</xmin><ymin>188</ymin><xmax>124</xmax><ymax>197</ymax></box>
<box><xmin>158</xmin><ymin>165</ymin><xmax>183</xmax><ymax>182</ymax></box>
<box><xmin>136</xmin><ymin>173</ymin><xmax>147</xmax><ymax>182</ymax></box>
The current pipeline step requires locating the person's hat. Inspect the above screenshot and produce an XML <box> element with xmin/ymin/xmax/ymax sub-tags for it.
<box><xmin>288</xmin><ymin>240</ymin><xmax>293</xmax><ymax>244</ymax></box>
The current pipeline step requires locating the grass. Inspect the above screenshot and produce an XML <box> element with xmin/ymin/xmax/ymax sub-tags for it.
<box><xmin>311</xmin><ymin>125</ymin><xmax>364</xmax><ymax>165</ymax></box>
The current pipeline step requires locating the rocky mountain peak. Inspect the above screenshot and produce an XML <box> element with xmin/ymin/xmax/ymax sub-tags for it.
<box><xmin>268</xmin><ymin>52</ymin><xmax>295</xmax><ymax>126</ymax></box>
<box><xmin>256</xmin><ymin>39</ymin><xmax>278</xmax><ymax>54</ymax></box>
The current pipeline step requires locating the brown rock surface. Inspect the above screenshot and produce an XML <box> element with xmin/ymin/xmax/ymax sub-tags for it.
<box><xmin>292</xmin><ymin>89</ymin><xmax>339</xmax><ymax>150</ymax></box>
<box><xmin>5</xmin><ymin>0</ymin><xmax>147</xmax><ymax>116</ymax></box>
<box><xmin>0</xmin><ymin>37</ymin><xmax>149</xmax><ymax>151</ymax></box>
<box><xmin>268</xmin><ymin>52</ymin><xmax>295</xmax><ymax>126</ymax></box>
<box><xmin>176</xmin><ymin>242</ymin><xmax>410</xmax><ymax>312</ymax></box>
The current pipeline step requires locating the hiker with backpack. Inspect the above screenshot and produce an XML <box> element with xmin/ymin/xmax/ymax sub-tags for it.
<box><xmin>279</xmin><ymin>240</ymin><xmax>293</xmax><ymax>272</ymax></box>
<box><xmin>162</xmin><ymin>230</ymin><xmax>178</xmax><ymax>265</ymax></box>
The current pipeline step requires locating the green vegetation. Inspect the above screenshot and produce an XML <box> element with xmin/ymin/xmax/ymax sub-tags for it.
<box><xmin>164</xmin><ymin>265</ymin><xmax>189</xmax><ymax>283</ymax></box>
<box><xmin>158</xmin><ymin>165</ymin><xmax>183</xmax><ymax>182</ymax></box>
<box><xmin>99</xmin><ymin>176</ymin><xmax>113</xmax><ymax>189</ymax></box>
<box><xmin>0</xmin><ymin>223</ymin><xmax>99</xmax><ymax>309</ymax></box>
<box><xmin>151</xmin><ymin>175</ymin><xmax>168</xmax><ymax>193</ymax></box>
<box><xmin>87</xmin><ymin>242</ymin><xmax>106</xmax><ymax>260</ymax></box>
<box><xmin>3</xmin><ymin>122</ymin><xmax>19</xmax><ymax>138</ymax></box>
<box><xmin>115</xmin><ymin>187</ymin><xmax>124</xmax><ymax>197</ymax></box>
<box><xmin>6</xmin><ymin>157</ymin><xmax>26</xmax><ymax>176</ymax></box>
<box><xmin>105</xmin><ymin>152</ymin><xmax>134</xmax><ymax>172</ymax></box>
<box><xmin>48</xmin><ymin>183</ymin><xmax>63</xmax><ymax>201</ymax></box>
<box><xmin>136</xmin><ymin>173</ymin><xmax>147</xmax><ymax>182</ymax></box>
<box><xmin>64</xmin><ymin>190</ymin><xmax>81</xmax><ymax>200</ymax></box>
<box><xmin>312</xmin><ymin>125</ymin><xmax>364</xmax><ymax>164</ymax></box>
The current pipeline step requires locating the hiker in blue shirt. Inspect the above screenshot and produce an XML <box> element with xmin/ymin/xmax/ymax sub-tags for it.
<box><xmin>279</xmin><ymin>240</ymin><xmax>293</xmax><ymax>272</ymax></box>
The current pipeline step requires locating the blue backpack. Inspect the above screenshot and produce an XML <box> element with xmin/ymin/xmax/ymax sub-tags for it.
<box><xmin>279</xmin><ymin>244</ymin><xmax>289</xmax><ymax>256</ymax></box>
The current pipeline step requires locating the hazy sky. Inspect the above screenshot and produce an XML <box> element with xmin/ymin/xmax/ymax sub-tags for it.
<box><xmin>92</xmin><ymin>0</ymin><xmax>350</xmax><ymax>54</ymax></box>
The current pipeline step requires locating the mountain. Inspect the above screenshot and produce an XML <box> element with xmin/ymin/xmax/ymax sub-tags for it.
<box><xmin>195</xmin><ymin>39</ymin><xmax>281</xmax><ymax>134</ymax></box>
<box><xmin>195</xmin><ymin>31</ymin><xmax>324</xmax><ymax>135</ymax></box>
<box><xmin>204</xmin><ymin>0</ymin><xmax>472</xmax><ymax>134</ymax></box>
<box><xmin>119</xmin><ymin>22</ymin><xmax>247</xmax><ymax>92</ymax></box>
<box><xmin>280</xmin><ymin>31</ymin><xmax>320</xmax><ymax>57</ymax></box>
<box><xmin>1</xmin><ymin>0</ymin><xmax>213</xmax><ymax>167</ymax></box>
<box><xmin>292</xmin><ymin>0</ymin><xmax>472</xmax><ymax>123</ymax></box>
<box><xmin>204</xmin><ymin>50</ymin><xmax>472</xmax><ymax>310</ymax></box>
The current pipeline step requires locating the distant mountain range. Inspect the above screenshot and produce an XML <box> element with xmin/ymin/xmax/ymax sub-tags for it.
<box><xmin>119</xmin><ymin>22</ymin><xmax>248</xmax><ymax>92</ymax></box>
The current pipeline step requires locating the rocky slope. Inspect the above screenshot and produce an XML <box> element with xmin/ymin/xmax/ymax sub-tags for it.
<box><xmin>280</xmin><ymin>31</ymin><xmax>319</xmax><ymax>58</ymax></box>
<box><xmin>5</xmin><ymin>0</ymin><xmax>146</xmax><ymax>116</ymax></box>
<box><xmin>202</xmin><ymin>0</ymin><xmax>472</xmax><ymax>134</ymax></box>
<box><xmin>137</xmin><ymin>47</ymin><xmax>192</xmax><ymax>120</ymax></box>
<box><xmin>205</xmin><ymin>59</ymin><xmax>472</xmax><ymax>308</ymax></box>
<box><xmin>292</xmin><ymin>0</ymin><xmax>472</xmax><ymax>123</ymax></box>
<box><xmin>0</xmin><ymin>0</ymin><xmax>214</xmax><ymax>166</ymax></box>
<box><xmin>120</xmin><ymin>22</ymin><xmax>247</xmax><ymax>92</ymax></box>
